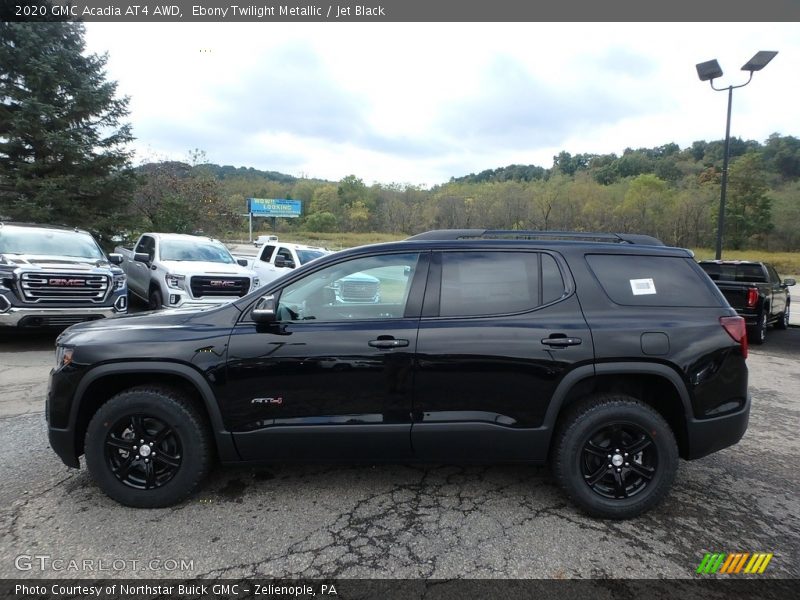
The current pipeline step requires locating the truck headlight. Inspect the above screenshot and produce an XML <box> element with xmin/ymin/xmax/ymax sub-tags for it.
<box><xmin>113</xmin><ymin>273</ymin><xmax>127</xmax><ymax>291</ymax></box>
<box><xmin>55</xmin><ymin>346</ymin><xmax>74</xmax><ymax>368</ymax></box>
<box><xmin>166</xmin><ymin>274</ymin><xmax>186</xmax><ymax>290</ymax></box>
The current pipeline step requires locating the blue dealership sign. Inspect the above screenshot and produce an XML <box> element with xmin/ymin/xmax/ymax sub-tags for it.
<box><xmin>247</xmin><ymin>198</ymin><xmax>302</xmax><ymax>218</ymax></box>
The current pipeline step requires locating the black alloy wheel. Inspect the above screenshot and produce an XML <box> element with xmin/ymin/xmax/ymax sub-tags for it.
<box><xmin>85</xmin><ymin>386</ymin><xmax>211</xmax><ymax>507</ymax></box>
<box><xmin>581</xmin><ymin>423</ymin><xmax>657</xmax><ymax>499</ymax></box>
<box><xmin>104</xmin><ymin>414</ymin><xmax>182</xmax><ymax>490</ymax></box>
<box><xmin>552</xmin><ymin>393</ymin><xmax>678</xmax><ymax>519</ymax></box>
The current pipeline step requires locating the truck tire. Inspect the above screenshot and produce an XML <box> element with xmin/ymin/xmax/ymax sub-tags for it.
<box><xmin>552</xmin><ymin>393</ymin><xmax>678</xmax><ymax>520</ymax></box>
<box><xmin>776</xmin><ymin>302</ymin><xmax>790</xmax><ymax>330</ymax></box>
<box><xmin>748</xmin><ymin>314</ymin><xmax>767</xmax><ymax>344</ymax></box>
<box><xmin>84</xmin><ymin>386</ymin><xmax>212</xmax><ymax>508</ymax></box>
<box><xmin>148</xmin><ymin>286</ymin><xmax>163</xmax><ymax>311</ymax></box>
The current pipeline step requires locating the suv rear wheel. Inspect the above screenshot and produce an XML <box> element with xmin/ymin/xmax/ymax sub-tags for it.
<box><xmin>84</xmin><ymin>386</ymin><xmax>211</xmax><ymax>508</ymax></box>
<box><xmin>552</xmin><ymin>393</ymin><xmax>678</xmax><ymax>519</ymax></box>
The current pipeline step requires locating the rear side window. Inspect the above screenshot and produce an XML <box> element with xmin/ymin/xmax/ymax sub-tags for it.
<box><xmin>587</xmin><ymin>254</ymin><xmax>721</xmax><ymax>307</ymax></box>
<box><xmin>439</xmin><ymin>251</ymin><xmax>566</xmax><ymax>317</ymax></box>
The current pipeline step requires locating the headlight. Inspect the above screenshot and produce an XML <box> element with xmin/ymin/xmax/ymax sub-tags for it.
<box><xmin>113</xmin><ymin>273</ymin><xmax>127</xmax><ymax>291</ymax></box>
<box><xmin>252</xmin><ymin>277</ymin><xmax>260</xmax><ymax>290</ymax></box>
<box><xmin>55</xmin><ymin>346</ymin><xmax>74</xmax><ymax>368</ymax></box>
<box><xmin>165</xmin><ymin>274</ymin><xmax>186</xmax><ymax>289</ymax></box>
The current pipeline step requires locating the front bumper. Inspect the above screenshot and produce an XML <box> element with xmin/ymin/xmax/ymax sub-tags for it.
<box><xmin>685</xmin><ymin>394</ymin><xmax>750</xmax><ymax>460</ymax></box>
<box><xmin>0</xmin><ymin>305</ymin><xmax>124</xmax><ymax>328</ymax></box>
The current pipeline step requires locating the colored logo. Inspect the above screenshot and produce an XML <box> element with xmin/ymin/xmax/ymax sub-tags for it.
<box><xmin>696</xmin><ymin>552</ymin><xmax>773</xmax><ymax>574</ymax></box>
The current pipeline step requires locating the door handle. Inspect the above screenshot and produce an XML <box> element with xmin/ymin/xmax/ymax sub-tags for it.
<box><xmin>541</xmin><ymin>336</ymin><xmax>582</xmax><ymax>347</ymax></box>
<box><xmin>368</xmin><ymin>338</ymin><xmax>409</xmax><ymax>349</ymax></box>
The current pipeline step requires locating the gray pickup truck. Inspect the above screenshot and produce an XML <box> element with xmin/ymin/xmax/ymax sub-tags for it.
<box><xmin>116</xmin><ymin>232</ymin><xmax>259</xmax><ymax>310</ymax></box>
<box><xmin>0</xmin><ymin>222</ymin><xmax>128</xmax><ymax>328</ymax></box>
<box><xmin>698</xmin><ymin>260</ymin><xmax>795</xmax><ymax>344</ymax></box>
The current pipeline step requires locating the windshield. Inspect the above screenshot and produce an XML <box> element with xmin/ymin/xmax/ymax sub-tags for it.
<box><xmin>296</xmin><ymin>249</ymin><xmax>328</xmax><ymax>265</ymax></box>
<box><xmin>0</xmin><ymin>228</ymin><xmax>105</xmax><ymax>259</ymax></box>
<box><xmin>159</xmin><ymin>240</ymin><xmax>236</xmax><ymax>264</ymax></box>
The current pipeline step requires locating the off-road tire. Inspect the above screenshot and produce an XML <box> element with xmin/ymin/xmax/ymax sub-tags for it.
<box><xmin>84</xmin><ymin>386</ymin><xmax>211</xmax><ymax>508</ymax></box>
<box><xmin>552</xmin><ymin>393</ymin><xmax>678</xmax><ymax>520</ymax></box>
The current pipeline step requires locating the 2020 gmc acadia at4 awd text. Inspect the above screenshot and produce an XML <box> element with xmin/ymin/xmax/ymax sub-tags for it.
<box><xmin>47</xmin><ymin>230</ymin><xmax>750</xmax><ymax>519</ymax></box>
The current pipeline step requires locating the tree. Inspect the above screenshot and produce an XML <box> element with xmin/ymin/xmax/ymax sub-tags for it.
<box><xmin>131</xmin><ymin>158</ymin><xmax>240</xmax><ymax>236</ymax></box>
<box><xmin>0</xmin><ymin>22</ymin><xmax>135</xmax><ymax>238</ymax></box>
<box><xmin>724</xmin><ymin>153</ymin><xmax>773</xmax><ymax>249</ymax></box>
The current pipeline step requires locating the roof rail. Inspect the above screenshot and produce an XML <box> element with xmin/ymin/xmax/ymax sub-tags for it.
<box><xmin>406</xmin><ymin>229</ymin><xmax>665</xmax><ymax>246</ymax></box>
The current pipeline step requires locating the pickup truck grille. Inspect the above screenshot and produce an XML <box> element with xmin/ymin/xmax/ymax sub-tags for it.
<box><xmin>19</xmin><ymin>273</ymin><xmax>110</xmax><ymax>303</ymax></box>
<box><xmin>190</xmin><ymin>276</ymin><xmax>250</xmax><ymax>298</ymax></box>
<box><xmin>340</xmin><ymin>280</ymin><xmax>379</xmax><ymax>302</ymax></box>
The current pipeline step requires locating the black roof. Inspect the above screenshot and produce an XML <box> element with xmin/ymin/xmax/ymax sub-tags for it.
<box><xmin>406</xmin><ymin>229</ymin><xmax>665</xmax><ymax>246</ymax></box>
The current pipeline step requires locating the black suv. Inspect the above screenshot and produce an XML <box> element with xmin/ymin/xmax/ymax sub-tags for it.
<box><xmin>47</xmin><ymin>230</ymin><xmax>750</xmax><ymax>519</ymax></box>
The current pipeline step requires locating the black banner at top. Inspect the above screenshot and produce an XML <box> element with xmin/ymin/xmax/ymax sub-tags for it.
<box><xmin>4</xmin><ymin>0</ymin><xmax>800</xmax><ymax>22</ymax></box>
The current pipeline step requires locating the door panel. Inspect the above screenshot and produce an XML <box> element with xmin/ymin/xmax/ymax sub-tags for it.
<box><xmin>224</xmin><ymin>251</ymin><xmax>427</xmax><ymax>462</ymax></box>
<box><xmin>411</xmin><ymin>250</ymin><xmax>593</xmax><ymax>461</ymax></box>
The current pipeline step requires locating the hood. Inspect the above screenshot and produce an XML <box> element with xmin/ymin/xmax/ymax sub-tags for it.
<box><xmin>160</xmin><ymin>260</ymin><xmax>254</xmax><ymax>277</ymax></box>
<box><xmin>0</xmin><ymin>253</ymin><xmax>113</xmax><ymax>270</ymax></box>
<box><xmin>56</xmin><ymin>303</ymin><xmax>238</xmax><ymax>346</ymax></box>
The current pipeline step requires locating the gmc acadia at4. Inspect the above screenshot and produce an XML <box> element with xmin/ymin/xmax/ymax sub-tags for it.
<box><xmin>49</xmin><ymin>230</ymin><xmax>750</xmax><ymax>519</ymax></box>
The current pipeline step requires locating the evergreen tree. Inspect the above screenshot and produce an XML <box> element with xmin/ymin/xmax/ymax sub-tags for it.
<box><xmin>0</xmin><ymin>22</ymin><xmax>135</xmax><ymax>241</ymax></box>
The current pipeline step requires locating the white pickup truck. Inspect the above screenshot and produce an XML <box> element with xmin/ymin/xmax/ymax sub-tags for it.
<box><xmin>239</xmin><ymin>240</ymin><xmax>380</xmax><ymax>302</ymax></box>
<box><xmin>243</xmin><ymin>241</ymin><xmax>330</xmax><ymax>285</ymax></box>
<box><xmin>116</xmin><ymin>233</ymin><xmax>259</xmax><ymax>310</ymax></box>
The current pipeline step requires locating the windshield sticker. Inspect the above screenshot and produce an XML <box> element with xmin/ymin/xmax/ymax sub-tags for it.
<box><xmin>630</xmin><ymin>278</ymin><xmax>657</xmax><ymax>295</ymax></box>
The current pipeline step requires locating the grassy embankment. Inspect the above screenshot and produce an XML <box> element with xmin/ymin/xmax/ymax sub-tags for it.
<box><xmin>690</xmin><ymin>249</ymin><xmax>800</xmax><ymax>280</ymax></box>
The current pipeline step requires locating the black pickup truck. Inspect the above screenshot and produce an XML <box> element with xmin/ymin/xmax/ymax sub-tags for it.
<box><xmin>698</xmin><ymin>260</ymin><xmax>795</xmax><ymax>344</ymax></box>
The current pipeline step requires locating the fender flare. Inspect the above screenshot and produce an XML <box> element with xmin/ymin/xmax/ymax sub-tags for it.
<box><xmin>542</xmin><ymin>362</ymin><xmax>692</xmax><ymax>428</ymax></box>
<box><xmin>70</xmin><ymin>361</ymin><xmax>237</xmax><ymax>460</ymax></box>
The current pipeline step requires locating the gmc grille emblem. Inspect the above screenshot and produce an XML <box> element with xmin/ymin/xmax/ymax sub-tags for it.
<box><xmin>209</xmin><ymin>280</ymin><xmax>235</xmax><ymax>287</ymax></box>
<box><xmin>49</xmin><ymin>278</ymin><xmax>85</xmax><ymax>286</ymax></box>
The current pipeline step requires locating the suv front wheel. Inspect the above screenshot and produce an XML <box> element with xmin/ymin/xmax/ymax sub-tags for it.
<box><xmin>84</xmin><ymin>386</ymin><xmax>211</xmax><ymax>508</ymax></box>
<box><xmin>552</xmin><ymin>394</ymin><xmax>678</xmax><ymax>519</ymax></box>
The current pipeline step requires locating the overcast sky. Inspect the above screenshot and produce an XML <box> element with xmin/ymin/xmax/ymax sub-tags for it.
<box><xmin>84</xmin><ymin>23</ymin><xmax>799</xmax><ymax>187</ymax></box>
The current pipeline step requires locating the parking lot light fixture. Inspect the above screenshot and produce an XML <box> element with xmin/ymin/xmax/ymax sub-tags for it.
<box><xmin>695</xmin><ymin>51</ymin><xmax>777</xmax><ymax>260</ymax></box>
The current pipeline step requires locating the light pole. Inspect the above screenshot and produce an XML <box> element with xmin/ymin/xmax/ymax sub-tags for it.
<box><xmin>695</xmin><ymin>51</ymin><xmax>777</xmax><ymax>260</ymax></box>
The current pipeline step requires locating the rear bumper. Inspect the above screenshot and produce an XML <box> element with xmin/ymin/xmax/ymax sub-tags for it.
<box><xmin>685</xmin><ymin>394</ymin><xmax>750</xmax><ymax>460</ymax></box>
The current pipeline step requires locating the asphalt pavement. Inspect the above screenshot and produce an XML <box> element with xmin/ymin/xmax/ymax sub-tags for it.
<box><xmin>0</xmin><ymin>326</ymin><xmax>798</xmax><ymax>579</ymax></box>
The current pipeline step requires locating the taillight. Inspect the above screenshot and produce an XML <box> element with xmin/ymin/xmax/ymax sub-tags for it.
<box><xmin>720</xmin><ymin>316</ymin><xmax>748</xmax><ymax>359</ymax></box>
<box><xmin>746</xmin><ymin>287</ymin><xmax>758</xmax><ymax>308</ymax></box>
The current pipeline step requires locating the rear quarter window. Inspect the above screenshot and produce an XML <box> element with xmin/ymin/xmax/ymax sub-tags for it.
<box><xmin>586</xmin><ymin>254</ymin><xmax>721</xmax><ymax>307</ymax></box>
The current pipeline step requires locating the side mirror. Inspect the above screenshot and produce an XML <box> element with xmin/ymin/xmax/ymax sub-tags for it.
<box><xmin>134</xmin><ymin>252</ymin><xmax>150</xmax><ymax>263</ymax></box>
<box><xmin>274</xmin><ymin>256</ymin><xmax>286</xmax><ymax>268</ymax></box>
<box><xmin>784</xmin><ymin>278</ymin><xmax>796</xmax><ymax>287</ymax></box>
<box><xmin>108</xmin><ymin>253</ymin><xmax>123</xmax><ymax>265</ymax></box>
<box><xmin>251</xmin><ymin>294</ymin><xmax>277</xmax><ymax>323</ymax></box>
<box><xmin>237</xmin><ymin>258</ymin><xmax>249</xmax><ymax>267</ymax></box>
